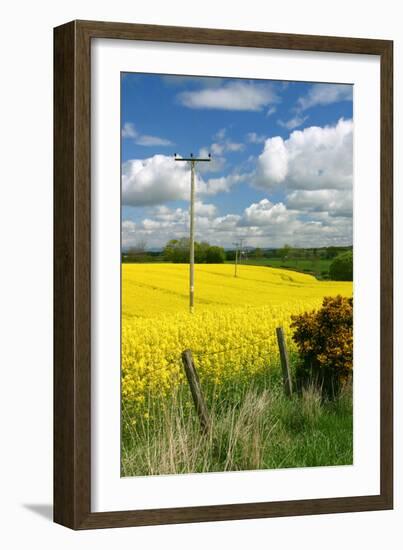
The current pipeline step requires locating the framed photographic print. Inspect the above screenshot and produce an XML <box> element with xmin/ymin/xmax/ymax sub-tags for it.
<box><xmin>54</xmin><ymin>20</ymin><xmax>393</xmax><ymax>529</ymax></box>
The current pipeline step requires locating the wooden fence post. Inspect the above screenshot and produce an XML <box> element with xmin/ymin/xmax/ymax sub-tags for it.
<box><xmin>181</xmin><ymin>349</ymin><xmax>211</xmax><ymax>433</ymax></box>
<box><xmin>276</xmin><ymin>327</ymin><xmax>293</xmax><ymax>397</ymax></box>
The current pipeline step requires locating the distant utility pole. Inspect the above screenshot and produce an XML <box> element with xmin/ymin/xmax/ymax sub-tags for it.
<box><xmin>239</xmin><ymin>238</ymin><xmax>245</xmax><ymax>264</ymax></box>
<box><xmin>233</xmin><ymin>241</ymin><xmax>239</xmax><ymax>278</ymax></box>
<box><xmin>174</xmin><ymin>153</ymin><xmax>211</xmax><ymax>313</ymax></box>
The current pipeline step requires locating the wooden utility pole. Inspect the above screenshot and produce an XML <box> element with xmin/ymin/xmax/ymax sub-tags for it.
<box><xmin>233</xmin><ymin>241</ymin><xmax>239</xmax><ymax>277</ymax></box>
<box><xmin>239</xmin><ymin>238</ymin><xmax>244</xmax><ymax>265</ymax></box>
<box><xmin>233</xmin><ymin>238</ymin><xmax>246</xmax><ymax>277</ymax></box>
<box><xmin>175</xmin><ymin>153</ymin><xmax>211</xmax><ymax>313</ymax></box>
<box><xmin>276</xmin><ymin>327</ymin><xmax>293</xmax><ymax>397</ymax></box>
<box><xmin>181</xmin><ymin>349</ymin><xmax>211</xmax><ymax>433</ymax></box>
<box><xmin>189</xmin><ymin>160</ymin><xmax>195</xmax><ymax>311</ymax></box>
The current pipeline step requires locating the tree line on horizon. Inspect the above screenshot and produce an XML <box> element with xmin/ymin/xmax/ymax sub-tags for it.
<box><xmin>122</xmin><ymin>239</ymin><xmax>352</xmax><ymax>280</ymax></box>
<box><xmin>163</xmin><ymin>238</ymin><xmax>226</xmax><ymax>263</ymax></box>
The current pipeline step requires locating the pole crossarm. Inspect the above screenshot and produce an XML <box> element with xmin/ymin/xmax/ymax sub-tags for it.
<box><xmin>175</xmin><ymin>157</ymin><xmax>211</xmax><ymax>162</ymax></box>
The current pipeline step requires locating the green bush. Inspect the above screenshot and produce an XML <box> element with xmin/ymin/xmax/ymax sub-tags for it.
<box><xmin>290</xmin><ymin>295</ymin><xmax>353</xmax><ymax>398</ymax></box>
<box><xmin>206</xmin><ymin>245</ymin><xmax>225</xmax><ymax>263</ymax></box>
<box><xmin>329</xmin><ymin>251</ymin><xmax>353</xmax><ymax>281</ymax></box>
<box><xmin>163</xmin><ymin>238</ymin><xmax>225</xmax><ymax>263</ymax></box>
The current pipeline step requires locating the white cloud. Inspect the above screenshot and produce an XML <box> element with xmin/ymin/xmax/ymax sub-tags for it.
<box><xmin>121</xmin><ymin>118</ymin><xmax>353</xmax><ymax>247</ymax></box>
<box><xmin>246</xmin><ymin>132</ymin><xmax>266</xmax><ymax>144</ymax></box>
<box><xmin>297</xmin><ymin>83</ymin><xmax>353</xmax><ymax>111</ymax></box>
<box><xmin>122</xmin><ymin>122</ymin><xmax>173</xmax><ymax>146</ymax></box>
<box><xmin>266</xmin><ymin>106</ymin><xmax>277</xmax><ymax>117</ymax></box>
<box><xmin>211</xmin><ymin>214</ymin><xmax>241</xmax><ymax>232</ymax></box>
<box><xmin>177</xmin><ymin>81</ymin><xmax>279</xmax><ymax>111</ymax></box>
<box><xmin>210</xmin><ymin>139</ymin><xmax>243</xmax><ymax>155</ymax></box>
<box><xmin>122</xmin><ymin>122</ymin><xmax>137</xmax><ymax>138</ymax></box>
<box><xmin>277</xmin><ymin>115</ymin><xmax>308</xmax><ymax>130</ymax></box>
<box><xmin>134</xmin><ymin>135</ymin><xmax>173</xmax><ymax>146</ymax></box>
<box><xmin>122</xmin><ymin>220</ymin><xmax>136</xmax><ymax>231</ymax></box>
<box><xmin>254</xmin><ymin>118</ymin><xmax>353</xmax><ymax>192</ymax></box>
<box><xmin>142</xmin><ymin>218</ymin><xmax>162</xmax><ymax>231</ymax></box>
<box><xmin>194</xmin><ymin>201</ymin><xmax>217</xmax><ymax>218</ymax></box>
<box><xmin>122</xmin><ymin>220</ymin><xmax>137</xmax><ymax>248</ymax></box>
<box><xmin>122</xmin><ymin>155</ymin><xmax>192</xmax><ymax>206</ymax></box>
<box><xmin>122</xmin><ymin>155</ymin><xmax>243</xmax><ymax>206</ymax></box>
<box><xmin>211</xmin><ymin>128</ymin><xmax>244</xmax><ymax>153</ymax></box>
<box><xmin>123</xmin><ymin>193</ymin><xmax>352</xmax><ymax>249</ymax></box>
<box><xmin>240</xmin><ymin>199</ymin><xmax>293</xmax><ymax>227</ymax></box>
<box><xmin>286</xmin><ymin>189</ymin><xmax>352</xmax><ymax>217</ymax></box>
<box><xmin>152</xmin><ymin>205</ymin><xmax>187</xmax><ymax>223</ymax></box>
<box><xmin>214</xmin><ymin>128</ymin><xmax>227</xmax><ymax>141</ymax></box>
<box><xmin>210</xmin><ymin>142</ymin><xmax>224</xmax><ymax>155</ymax></box>
<box><xmin>235</xmin><ymin>198</ymin><xmax>352</xmax><ymax>247</ymax></box>
<box><xmin>197</xmin><ymin>129</ymin><xmax>244</xmax><ymax>174</ymax></box>
<box><xmin>226</xmin><ymin>142</ymin><xmax>244</xmax><ymax>152</ymax></box>
<box><xmin>255</xmin><ymin>136</ymin><xmax>289</xmax><ymax>185</ymax></box>
<box><xmin>151</xmin><ymin>202</ymin><xmax>217</xmax><ymax>222</ymax></box>
<box><xmin>197</xmin><ymin>147</ymin><xmax>226</xmax><ymax>173</ymax></box>
<box><xmin>200</xmin><ymin>173</ymin><xmax>246</xmax><ymax>196</ymax></box>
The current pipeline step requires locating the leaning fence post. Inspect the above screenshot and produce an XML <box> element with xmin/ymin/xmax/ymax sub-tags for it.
<box><xmin>276</xmin><ymin>327</ymin><xmax>293</xmax><ymax>397</ymax></box>
<box><xmin>181</xmin><ymin>349</ymin><xmax>211</xmax><ymax>433</ymax></box>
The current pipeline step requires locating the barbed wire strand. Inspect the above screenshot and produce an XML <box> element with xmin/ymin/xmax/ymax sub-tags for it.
<box><xmin>135</xmin><ymin>359</ymin><xmax>181</xmax><ymax>380</ymax></box>
<box><xmin>134</xmin><ymin>334</ymin><xmax>279</xmax><ymax>381</ymax></box>
<box><xmin>193</xmin><ymin>336</ymin><xmax>269</xmax><ymax>357</ymax></box>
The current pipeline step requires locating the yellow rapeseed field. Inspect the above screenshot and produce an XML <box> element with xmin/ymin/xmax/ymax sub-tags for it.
<box><xmin>122</xmin><ymin>264</ymin><xmax>352</xmax><ymax>412</ymax></box>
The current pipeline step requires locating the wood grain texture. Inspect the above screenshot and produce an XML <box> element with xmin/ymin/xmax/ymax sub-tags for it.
<box><xmin>54</xmin><ymin>20</ymin><xmax>91</xmax><ymax>529</ymax></box>
<box><xmin>276</xmin><ymin>327</ymin><xmax>293</xmax><ymax>397</ymax></box>
<box><xmin>380</xmin><ymin>40</ymin><xmax>393</xmax><ymax>507</ymax></box>
<box><xmin>73</xmin><ymin>19</ymin><xmax>391</xmax><ymax>54</ymax></box>
<box><xmin>54</xmin><ymin>20</ymin><xmax>393</xmax><ymax>530</ymax></box>
<box><xmin>181</xmin><ymin>350</ymin><xmax>211</xmax><ymax>432</ymax></box>
<box><xmin>54</xmin><ymin>21</ymin><xmax>76</xmax><ymax>528</ymax></box>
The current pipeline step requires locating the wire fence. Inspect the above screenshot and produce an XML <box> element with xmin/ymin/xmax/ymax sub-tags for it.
<box><xmin>134</xmin><ymin>358</ymin><xmax>182</xmax><ymax>382</ymax></box>
<box><xmin>128</xmin><ymin>327</ymin><xmax>294</xmax><ymax>432</ymax></box>
<box><xmin>134</xmin><ymin>335</ymin><xmax>275</xmax><ymax>383</ymax></box>
<box><xmin>192</xmin><ymin>336</ymin><xmax>269</xmax><ymax>357</ymax></box>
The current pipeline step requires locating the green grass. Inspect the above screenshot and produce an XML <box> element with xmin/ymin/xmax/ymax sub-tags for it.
<box><xmin>226</xmin><ymin>257</ymin><xmax>332</xmax><ymax>278</ymax></box>
<box><xmin>121</xmin><ymin>371</ymin><xmax>353</xmax><ymax>476</ymax></box>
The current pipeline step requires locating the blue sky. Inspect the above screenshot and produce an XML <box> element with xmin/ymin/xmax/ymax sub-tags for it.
<box><xmin>121</xmin><ymin>73</ymin><xmax>353</xmax><ymax>250</ymax></box>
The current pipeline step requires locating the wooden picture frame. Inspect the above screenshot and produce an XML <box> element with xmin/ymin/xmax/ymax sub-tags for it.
<box><xmin>54</xmin><ymin>19</ymin><xmax>393</xmax><ymax>529</ymax></box>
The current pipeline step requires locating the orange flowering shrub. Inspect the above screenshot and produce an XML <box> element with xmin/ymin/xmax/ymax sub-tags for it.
<box><xmin>290</xmin><ymin>295</ymin><xmax>353</xmax><ymax>397</ymax></box>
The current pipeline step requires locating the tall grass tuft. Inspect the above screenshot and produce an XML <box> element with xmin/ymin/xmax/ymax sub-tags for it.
<box><xmin>121</xmin><ymin>376</ymin><xmax>352</xmax><ymax>477</ymax></box>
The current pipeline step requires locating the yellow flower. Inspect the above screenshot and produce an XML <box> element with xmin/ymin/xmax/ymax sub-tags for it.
<box><xmin>121</xmin><ymin>263</ymin><xmax>352</xmax><ymax>415</ymax></box>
